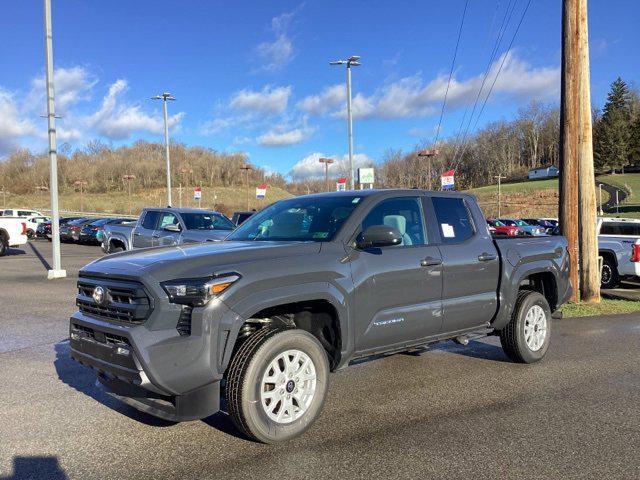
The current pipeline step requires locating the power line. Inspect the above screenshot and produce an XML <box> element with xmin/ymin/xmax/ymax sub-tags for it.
<box><xmin>433</xmin><ymin>0</ymin><xmax>470</xmax><ymax>147</ymax></box>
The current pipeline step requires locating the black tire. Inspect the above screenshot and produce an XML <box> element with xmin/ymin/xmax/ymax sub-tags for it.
<box><xmin>0</xmin><ymin>236</ymin><xmax>7</xmax><ymax>256</ymax></box>
<box><xmin>109</xmin><ymin>245</ymin><xmax>124</xmax><ymax>254</ymax></box>
<box><xmin>26</xmin><ymin>229</ymin><xmax>35</xmax><ymax>240</ymax></box>
<box><xmin>225</xmin><ymin>327</ymin><xmax>330</xmax><ymax>444</ymax></box>
<box><xmin>500</xmin><ymin>290</ymin><xmax>552</xmax><ymax>364</ymax></box>
<box><xmin>600</xmin><ymin>256</ymin><xmax>620</xmax><ymax>289</ymax></box>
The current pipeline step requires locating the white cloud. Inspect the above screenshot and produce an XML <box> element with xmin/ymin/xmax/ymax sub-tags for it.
<box><xmin>88</xmin><ymin>79</ymin><xmax>184</xmax><ymax>140</ymax></box>
<box><xmin>289</xmin><ymin>152</ymin><xmax>374</xmax><ymax>181</ymax></box>
<box><xmin>230</xmin><ymin>86</ymin><xmax>291</xmax><ymax>114</ymax></box>
<box><xmin>300</xmin><ymin>51</ymin><xmax>560</xmax><ymax>120</ymax></box>
<box><xmin>257</xmin><ymin>123</ymin><xmax>314</xmax><ymax>147</ymax></box>
<box><xmin>26</xmin><ymin>66</ymin><xmax>97</xmax><ymax>112</ymax></box>
<box><xmin>255</xmin><ymin>11</ymin><xmax>296</xmax><ymax>72</ymax></box>
<box><xmin>0</xmin><ymin>90</ymin><xmax>39</xmax><ymax>154</ymax></box>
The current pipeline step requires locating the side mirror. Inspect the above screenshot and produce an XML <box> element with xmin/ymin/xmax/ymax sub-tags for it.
<box><xmin>356</xmin><ymin>225</ymin><xmax>403</xmax><ymax>249</ymax></box>
<box><xmin>164</xmin><ymin>224</ymin><xmax>181</xmax><ymax>232</ymax></box>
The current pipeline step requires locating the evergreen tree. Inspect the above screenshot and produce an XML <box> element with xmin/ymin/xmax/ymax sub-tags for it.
<box><xmin>630</xmin><ymin>115</ymin><xmax>640</xmax><ymax>166</ymax></box>
<box><xmin>594</xmin><ymin>78</ymin><xmax>632</xmax><ymax>172</ymax></box>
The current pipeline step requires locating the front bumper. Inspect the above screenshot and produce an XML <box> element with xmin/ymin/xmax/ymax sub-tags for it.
<box><xmin>69</xmin><ymin>290</ymin><xmax>241</xmax><ymax>421</ymax></box>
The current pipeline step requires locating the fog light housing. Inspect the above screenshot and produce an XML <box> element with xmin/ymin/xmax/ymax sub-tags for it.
<box><xmin>115</xmin><ymin>346</ymin><xmax>130</xmax><ymax>356</ymax></box>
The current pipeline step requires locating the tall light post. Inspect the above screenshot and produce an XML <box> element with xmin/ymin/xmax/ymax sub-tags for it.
<box><xmin>417</xmin><ymin>149</ymin><xmax>439</xmax><ymax>190</ymax></box>
<box><xmin>43</xmin><ymin>0</ymin><xmax>65</xmax><ymax>279</ymax></box>
<box><xmin>35</xmin><ymin>185</ymin><xmax>49</xmax><ymax>209</ymax></box>
<box><xmin>122</xmin><ymin>174</ymin><xmax>136</xmax><ymax>216</ymax></box>
<box><xmin>494</xmin><ymin>174</ymin><xmax>506</xmax><ymax>218</ymax></box>
<box><xmin>152</xmin><ymin>92</ymin><xmax>176</xmax><ymax>206</ymax></box>
<box><xmin>240</xmin><ymin>165</ymin><xmax>252</xmax><ymax>210</ymax></box>
<box><xmin>318</xmin><ymin>157</ymin><xmax>335</xmax><ymax>192</ymax></box>
<box><xmin>74</xmin><ymin>180</ymin><xmax>87</xmax><ymax>212</ymax></box>
<box><xmin>330</xmin><ymin>55</ymin><xmax>361</xmax><ymax>190</ymax></box>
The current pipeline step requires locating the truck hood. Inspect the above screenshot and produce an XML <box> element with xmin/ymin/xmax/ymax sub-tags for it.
<box><xmin>80</xmin><ymin>241</ymin><xmax>322</xmax><ymax>281</ymax></box>
<box><xmin>180</xmin><ymin>229</ymin><xmax>231</xmax><ymax>242</ymax></box>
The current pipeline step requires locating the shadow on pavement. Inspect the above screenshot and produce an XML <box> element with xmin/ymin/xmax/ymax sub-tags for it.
<box><xmin>53</xmin><ymin>340</ymin><xmax>173</xmax><ymax>428</ymax></box>
<box><xmin>437</xmin><ymin>340</ymin><xmax>511</xmax><ymax>363</ymax></box>
<box><xmin>0</xmin><ymin>456</ymin><xmax>67</xmax><ymax>480</ymax></box>
<box><xmin>28</xmin><ymin>242</ymin><xmax>51</xmax><ymax>270</ymax></box>
<box><xmin>2</xmin><ymin>248</ymin><xmax>26</xmax><ymax>256</ymax></box>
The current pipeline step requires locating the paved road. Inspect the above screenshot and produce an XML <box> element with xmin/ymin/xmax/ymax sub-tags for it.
<box><xmin>596</xmin><ymin>179</ymin><xmax>627</xmax><ymax>213</ymax></box>
<box><xmin>2</xmin><ymin>241</ymin><xmax>640</xmax><ymax>480</ymax></box>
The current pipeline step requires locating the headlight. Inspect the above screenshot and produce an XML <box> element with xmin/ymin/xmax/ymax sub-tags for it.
<box><xmin>161</xmin><ymin>274</ymin><xmax>240</xmax><ymax>306</ymax></box>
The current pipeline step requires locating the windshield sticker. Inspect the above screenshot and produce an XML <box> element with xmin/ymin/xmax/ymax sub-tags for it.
<box><xmin>313</xmin><ymin>232</ymin><xmax>329</xmax><ymax>239</ymax></box>
<box><xmin>441</xmin><ymin>223</ymin><xmax>455</xmax><ymax>238</ymax></box>
<box><xmin>352</xmin><ymin>197</ymin><xmax>361</xmax><ymax>203</ymax></box>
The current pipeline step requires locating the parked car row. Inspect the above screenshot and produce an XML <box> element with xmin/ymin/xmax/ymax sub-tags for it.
<box><xmin>486</xmin><ymin>218</ymin><xmax>558</xmax><ymax>237</ymax></box>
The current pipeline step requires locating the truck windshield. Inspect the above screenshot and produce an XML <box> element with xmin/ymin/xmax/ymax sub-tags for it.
<box><xmin>181</xmin><ymin>213</ymin><xmax>235</xmax><ymax>231</ymax></box>
<box><xmin>227</xmin><ymin>195</ymin><xmax>362</xmax><ymax>242</ymax></box>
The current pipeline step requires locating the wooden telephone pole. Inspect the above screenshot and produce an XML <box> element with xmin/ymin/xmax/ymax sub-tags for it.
<box><xmin>560</xmin><ymin>0</ymin><xmax>600</xmax><ymax>303</ymax></box>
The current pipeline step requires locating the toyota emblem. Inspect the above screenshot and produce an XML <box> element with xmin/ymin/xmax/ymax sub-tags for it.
<box><xmin>92</xmin><ymin>286</ymin><xmax>105</xmax><ymax>304</ymax></box>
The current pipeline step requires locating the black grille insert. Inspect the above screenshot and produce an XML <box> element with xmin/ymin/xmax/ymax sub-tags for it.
<box><xmin>76</xmin><ymin>276</ymin><xmax>152</xmax><ymax>324</ymax></box>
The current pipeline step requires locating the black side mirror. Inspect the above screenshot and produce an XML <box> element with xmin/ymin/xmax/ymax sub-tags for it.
<box><xmin>356</xmin><ymin>225</ymin><xmax>403</xmax><ymax>249</ymax></box>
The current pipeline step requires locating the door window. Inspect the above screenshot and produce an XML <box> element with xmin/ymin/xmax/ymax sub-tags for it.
<box><xmin>141</xmin><ymin>211</ymin><xmax>160</xmax><ymax>230</ymax></box>
<box><xmin>159</xmin><ymin>212</ymin><xmax>179</xmax><ymax>229</ymax></box>
<box><xmin>361</xmin><ymin>197</ymin><xmax>426</xmax><ymax>246</ymax></box>
<box><xmin>432</xmin><ymin>197</ymin><xmax>475</xmax><ymax>244</ymax></box>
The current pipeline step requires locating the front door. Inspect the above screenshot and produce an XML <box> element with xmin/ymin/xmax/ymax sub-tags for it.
<box><xmin>154</xmin><ymin>211</ymin><xmax>182</xmax><ymax>246</ymax></box>
<box><xmin>132</xmin><ymin>210</ymin><xmax>160</xmax><ymax>248</ymax></box>
<box><xmin>352</xmin><ymin>196</ymin><xmax>443</xmax><ymax>354</ymax></box>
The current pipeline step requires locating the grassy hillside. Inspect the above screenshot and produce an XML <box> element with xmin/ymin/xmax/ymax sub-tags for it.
<box><xmin>4</xmin><ymin>185</ymin><xmax>293</xmax><ymax>218</ymax></box>
<box><xmin>596</xmin><ymin>173</ymin><xmax>640</xmax><ymax>217</ymax></box>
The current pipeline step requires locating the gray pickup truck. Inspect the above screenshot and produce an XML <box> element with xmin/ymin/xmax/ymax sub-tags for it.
<box><xmin>101</xmin><ymin>207</ymin><xmax>235</xmax><ymax>253</ymax></box>
<box><xmin>69</xmin><ymin>190</ymin><xmax>571</xmax><ymax>443</ymax></box>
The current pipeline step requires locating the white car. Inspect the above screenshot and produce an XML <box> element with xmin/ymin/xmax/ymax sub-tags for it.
<box><xmin>2</xmin><ymin>208</ymin><xmax>43</xmax><ymax>218</ymax></box>
<box><xmin>24</xmin><ymin>215</ymin><xmax>50</xmax><ymax>239</ymax></box>
<box><xmin>597</xmin><ymin>217</ymin><xmax>640</xmax><ymax>288</ymax></box>
<box><xmin>0</xmin><ymin>217</ymin><xmax>28</xmax><ymax>256</ymax></box>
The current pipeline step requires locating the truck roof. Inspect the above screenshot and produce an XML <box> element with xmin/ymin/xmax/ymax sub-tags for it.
<box><xmin>143</xmin><ymin>207</ymin><xmax>224</xmax><ymax>214</ymax></box>
<box><xmin>294</xmin><ymin>188</ymin><xmax>469</xmax><ymax>200</ymax></box>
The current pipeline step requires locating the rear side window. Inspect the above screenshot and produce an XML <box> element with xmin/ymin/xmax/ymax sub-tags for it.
<box><xmin>141</xmin><ymin>211</ymin><xmax>160</xmax><ymax>230</ymax></box>
<box><xmin>600</xmin><ymin>222</ymin><xmax>640</xmax><ymax>236</ymax></box>
<box><xmin>432</xmin><ymin>197</ymin><xmax>475</xmax><ymax>244</ymax></box>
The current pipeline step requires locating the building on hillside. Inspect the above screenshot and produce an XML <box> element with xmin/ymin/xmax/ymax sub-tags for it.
<box><xmin>528</xmin><ymin>165</ymin><xmax>559</xmax><ymax>180</ymax></box>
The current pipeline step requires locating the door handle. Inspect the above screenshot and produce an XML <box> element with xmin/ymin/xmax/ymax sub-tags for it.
<box><xmin>478</xmin><ymin>252</ymin><xmax>497</xmax><ymax>262</ymax></box>
<box><xmin>420</xmin><ymin>257</ymin><xmax>442</xmax><ymax>267</ymax></box>
<box><xmin>152</xmin><ymin>234</ymin><xmax>160</xmax><ymax>238</ymax></box>
<box><xmin>133</xmin><ymin>232</ymin><xmax>142</xmax><ymax>236</ymax></box>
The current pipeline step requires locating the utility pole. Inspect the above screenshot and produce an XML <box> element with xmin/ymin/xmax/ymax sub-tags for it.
<box><xmin>330</xmin><ymin>55</ymin><xmax>361</xmax><ymax>190</ymax></box>
<box><xmin>122</xmin><ymin>174</ymin><xmax>136</xmax><ymax>216</ymax></box>
<box><xmin>598</xmin><ymin>184</ymin><xmax>603</xmax><ymax>215</ymax></box>
<box><xmin>74</xmin><ymin>180</ymin><xmax>87</xmax><ymax>212</ymax></box>
<box><xmin>43</xmin><ymin>0</ymin><xmax>65</xmax><ymax>279</ymax></box>
<box><xmin>319</xmin><ymin>157</ymin><xmax>335</xmax><ymax>191</ymax></box>
<box><xmin>494</xmin><ymin>175</ymin><xmax>506</xmax><ymax>217</ymax></box>
<box><xmin>240</xmin><ymin>165</ymin><xmax>252</xmax><ymax>210</ymax></box>
<box><xmin>418</xmin><ymin>149</ymin><xmax>439</xmax><ymax>190</ymax></box>
<box><xmin>152</xmin><ymin>93</ymin><xmax>175</xmax><ymax>206</ymax></box>
<box><xmin>178</xmin><ymin>167</ymin><xmax>192</xmax><ymax>208</ymax></box>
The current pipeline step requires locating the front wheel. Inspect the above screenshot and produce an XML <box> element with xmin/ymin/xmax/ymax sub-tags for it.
<box><xmin>500</xmin><ymin>290</ymin><xmax>551</xmax><ymax>364</ymax></box>
<box><xmin>225</xmin><ymin>327</ymin><xmax>329</xmax><ymax>444</ymax></box>
<box><xmin>26</xmin><ymin>229</ymin><xmax>35</xmax><ymax>240</ymax></box>
<box><xmin>600</xmin><ymin>256</ymin><xmax>619</xmax><ymax>289</ymax></box>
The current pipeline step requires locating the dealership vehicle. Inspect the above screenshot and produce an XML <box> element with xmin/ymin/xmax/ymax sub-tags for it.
<box><xmin>597</xmin><ymin>217</ymin><xmax>640</xmax><ymax>288</ymax></box>
<box><xmin>2</xmin><ymin>208</ymin><xmax>43</xmax><ymax>218</ymax></box>
<box><xmin>102</xmin><ymin>208</ymin><xmax>234</xmax><ymax>253</ymax></box>
<box><xmin>0</xmin><ymin>217</ymin><xmax>28</xmax><ymax>256</ymax></box>
<box><xmin>522</xmin><ymin>218</ymin><xmax>557</xmax><ymax>235</ymax></box>
<box><xmin>486</xmin><ymin>219</ymin><xmax>523</xmax><ymax>236</ymax></box>
<box><xmin>60</xmin><ymin>218</ymin><xmax>94</xmax><ymax>243</ymax></box>
<box><xmin>70</xmin><ymin>190</ymin><xmax>571</xmax><ymax>443</ymax></box>
<box><xmin>38</xmin><ymin>217</ymin><xmax>83</xmax><ymax>240</ymax></box>
<box><xmin>24</xmin><ymin>215</ymin><xmax>50</xmax><ymax>239</ymax></box>
<box><xmin>79</xmin><ymin>218</ymin><xmax>130</xmax><ymax>245</ymax></box>
<box><xmin>232</xmin><ymin>210</ymin><xmax>255</xmax><ymax>226</ymax></box>
<box><xmin>499</xmin><ymin>218</ymin><xmax>546</xmax><ymax>236</ymax></box>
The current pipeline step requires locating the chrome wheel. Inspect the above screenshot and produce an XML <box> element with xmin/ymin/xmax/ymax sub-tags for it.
<box><xmin>601</xmin><ymin>264</ymin><xmax>612</xmax><ymax>285</ymax></box>
<box><xmin>524</xmin><ymin>305</ymin><xmax>547</xmax><ymax>352</ymax></box>
<box><xmin>260</xmin><ymin>349</ymin><xmax>317</xmax><ymax>424</ymax></box>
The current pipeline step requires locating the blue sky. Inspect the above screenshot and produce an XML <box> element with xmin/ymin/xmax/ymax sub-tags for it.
<box><xmin>1</xmin><ymin>0</ymin><xmax>638</xmax><ymax>180</ymax></box>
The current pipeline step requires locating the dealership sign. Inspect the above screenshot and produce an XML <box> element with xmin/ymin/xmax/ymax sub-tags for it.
<box><xmin>441</xmin><ymin>170</ymin><xmax>455</xmax><ymax>190</ymax></box>
<box><xmin>336</xmin><ymin>177</ymin><xmax>347</xmax><ymax>191</ymax></box>
<box><xmin>193</xmin><ymin>186</ymin><xmax>202</xmax><ymax>200</ymax></box>
<box><xmin>256</xmin><ymin>184</ymin><xmax>268</xmax><ymax>199</ymax></box>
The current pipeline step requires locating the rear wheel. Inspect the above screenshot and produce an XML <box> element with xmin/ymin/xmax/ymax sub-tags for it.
<box><xmin>500</xmin><ymin>290</ymin><xmax>551</xmax><ymax>364</ymax></box>
<box><xmin>109</xmin><ymin>244</ymin><xmax>124</xmax><ymax>254</ymax></box>
<box><xmin>0</xmin><ymin>235</ymin><xmax>7</xmax><ymax>256</ymax></box>
<box><xmin>26</xmin><ymin>229</ymin><xmax>35</xmax><ymax>240</ymax></box>
<box><xmin>600</xmin><ymin>256</ymin><xmax>619</xmax><ymax>289</ymax></box>
<box><xmin>225</xmin><ymin>327</ymin><xmax>329</xmax><ymax>444</ymax></box>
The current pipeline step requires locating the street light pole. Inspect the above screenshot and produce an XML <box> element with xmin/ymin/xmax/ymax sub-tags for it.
<box><xmin>240</xmin><ymin>165</ymin><xmax>252</xmax><ymax>210</ymax></box>
<box><xmin>122</xmin><ymin>174</ymin><xmax>136</xmax><ymax>216</ymax></box>
<box><xmin>152</xmin><ymin>93</ymin><xmax>176</xmax><ymax>206</ymax></box>
<box><xmin>43</xmin><ymin>0</ymin><xmax>65</xmax><ymax>279</ymax></box>
<box><xmin>74</xmin><ymin>180</ymin><xmax>87</xmax><ymax>212</ymax></box>
<box><xmin>418</xmin><ymin>149</ymin><xmax>439</xmax><ymax>190</ymax></box>
<box><xmin>494</xmin><ymin>174</ymin><xmax>506</xmax><ymax>218</ymax></box>
<box><xmin>330</xmin><ymin>56</ymin><xmax>361</xmax><ymax>190</ymax></box>
<box><xmin>318</xmin><ymin>158</ymin><xmax>335</xmax><ymax>192</ymax></box>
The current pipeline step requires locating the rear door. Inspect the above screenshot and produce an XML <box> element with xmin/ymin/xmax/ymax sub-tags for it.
<box><xmin>352</xmin><ymin>195</ymin><xmax>443</xmax><ymax>353</ymax></box>
<box><xmin>132</xmin><ymin>210</ymin><xmax>160</xmax><ymax>248</ymax></box>
<box><xmin>154</xmin><ymin>211</ymin><xmax>182</xmax><ymax>246</ymax></box>
<box><xmin>428</xmin><ymin>195</ymin><xmax>500</xmax><ymax>332</ymax></box>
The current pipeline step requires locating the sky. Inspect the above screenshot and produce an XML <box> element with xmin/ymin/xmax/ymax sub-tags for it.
<box><xmin>1</xmin><ymin>0</ymin><xmax>638</xmax><ymax>180</ymax></box>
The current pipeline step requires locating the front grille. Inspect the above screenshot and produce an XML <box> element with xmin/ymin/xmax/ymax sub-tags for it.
<box><xmin>76</xmin><ymin>276</ymin><xmax>152</xmax><ymax>324</ymax></box>
<box><xmin>176</xmin><ymin>306</ymin><xmax>193</xmax><ymax>336</ymax></box>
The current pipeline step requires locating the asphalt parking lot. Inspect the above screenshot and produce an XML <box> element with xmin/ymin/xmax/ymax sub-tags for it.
<box><xmin>1</xmin><ymin>241</ymin><xmax>640</xmax><ymax>479</ymax></box>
